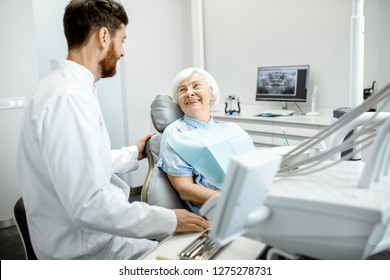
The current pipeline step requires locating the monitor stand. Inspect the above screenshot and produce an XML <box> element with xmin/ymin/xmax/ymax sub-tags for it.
<box><xmin>258</xmin><ymin>102</ymin><xmax>297</xmax><ymax>117</ymax></box>
<box><xmin>284</xmin><ymin>102</ymin><xmax>304</xmax><ymax>115</ymax></box>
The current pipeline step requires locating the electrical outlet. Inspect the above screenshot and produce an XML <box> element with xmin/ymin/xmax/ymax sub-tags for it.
<box><xmin>0</xmin><ymin>97</ymin><xmax>26</xmax><ymax>110</ymax></box>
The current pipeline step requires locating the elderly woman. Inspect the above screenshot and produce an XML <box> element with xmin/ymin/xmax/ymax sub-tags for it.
<box><xmin>157</xmin><ymin>68</ymin><xmax>255</xmax><ymax>214</ymax></box>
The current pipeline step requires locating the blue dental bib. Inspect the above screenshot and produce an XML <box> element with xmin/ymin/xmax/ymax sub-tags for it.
<box><xmin>167</xmin><ymin>121</ymin><xmax>255</xmax><ymax>189</ymax></box>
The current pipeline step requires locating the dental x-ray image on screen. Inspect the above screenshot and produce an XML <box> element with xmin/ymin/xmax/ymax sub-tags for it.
<box><xmin>258</xmin><ymin>70</ymin><xmax>296</xmax><ymax>95</ymax></box>
<box><xmin>256</xmin><ymin>65</ymin><xmax>309</xmax><ymax>103</ymax></box>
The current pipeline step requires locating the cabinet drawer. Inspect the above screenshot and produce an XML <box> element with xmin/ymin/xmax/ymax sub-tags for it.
<box><xmin>235</xmin><ymin>120</ymin><xmax>273</xmax><ymax>133</ymax></box>
<box><xmin>249</xmin><ymin>133</ymin><xmax>273</xmax><ymax>145</ymax></box>
<box><xmin>273</xmin><ymin>123</ymin><xmax>320</xmax><ymax>138</ymax></box>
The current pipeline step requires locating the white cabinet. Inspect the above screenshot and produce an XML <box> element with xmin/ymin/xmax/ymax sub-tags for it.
<box><xmin>212</xmin><ymin>109</ymin><xmax>331</xmax><ymax>148</ymax></box>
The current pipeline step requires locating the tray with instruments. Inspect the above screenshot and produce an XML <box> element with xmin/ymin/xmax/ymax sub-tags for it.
<box><xmin>179</xmin><ymin>229</ymin><xmax>225</xmax><ymax>260</ymax></box>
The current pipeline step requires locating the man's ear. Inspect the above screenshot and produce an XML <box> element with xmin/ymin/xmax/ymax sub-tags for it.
<box><xmin>98</xmin><ymin>27</ymin><xmax>110</xmax><ymax>49</ymax></box>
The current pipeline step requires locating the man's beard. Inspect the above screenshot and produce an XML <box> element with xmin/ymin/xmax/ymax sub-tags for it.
<box><xmin>99</xmin><ymin>42</ymin><xmax>118</xmax><ymax>78</ymax></box>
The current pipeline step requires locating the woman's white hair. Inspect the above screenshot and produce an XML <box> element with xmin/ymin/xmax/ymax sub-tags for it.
<box><xmin>171</xmin><ymin>67</ymin><xmax>221</xmax><ymax>108</ymax></box>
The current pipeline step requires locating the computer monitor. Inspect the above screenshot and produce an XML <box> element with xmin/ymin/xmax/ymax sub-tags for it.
<box><xmin>256</xmin><ymin>65</ymin><xmax>309</xmax><ymax>104</ymax></box>
<box><xmin>208</xmin><ymin>149</ymin><xmax>282</xmax><ymax>246</ymax></box>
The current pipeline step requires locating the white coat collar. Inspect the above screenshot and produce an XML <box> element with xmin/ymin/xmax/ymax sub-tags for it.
<box><xmin>50</xmin><ymin>59</ymin><xmax>96</xmax><ymax>95</ymax></box>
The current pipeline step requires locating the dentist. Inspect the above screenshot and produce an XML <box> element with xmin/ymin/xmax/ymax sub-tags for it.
<box><xmin>17</xmin><ymin>0</ymin><xmax>208</xmax><ymax>260</ymax></box>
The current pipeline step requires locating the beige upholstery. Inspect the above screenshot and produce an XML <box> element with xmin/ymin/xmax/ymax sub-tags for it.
<box><xmin>141</xmin><ymin>94</ymin><xmax>189</xmax><ymax>209</ymax></box>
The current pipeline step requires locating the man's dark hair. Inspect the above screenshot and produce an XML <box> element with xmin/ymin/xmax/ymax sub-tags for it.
<box><xmin>63</xmin><ymin>0</ymin><xmax>128</xmax><ymax>50</ymax></box>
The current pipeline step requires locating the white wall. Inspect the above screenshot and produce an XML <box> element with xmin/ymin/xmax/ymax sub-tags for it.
<box><xmin>121</xmin><ymin>0</ymin><xmax>194</xmax><ymax>186</ymax></box>
<box><xmin>0</xmin><ymin>0</ymin><xmax>38</xmax><ymax>225</ymax></box>
<box><xmin>33</xmin><ymin>0</ymin><xmax>68</xmax><ymax>79</ymax></box>
<box><xmin>203</xmin><ymin>0</ymin><xmax>380</xmax><ymax>111</ymax></box>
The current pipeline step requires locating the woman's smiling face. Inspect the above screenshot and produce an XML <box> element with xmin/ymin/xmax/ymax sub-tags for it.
<box><xmin>177</xmin><ymin>72</ymin><xmax>214</xmax><ymax>122</ymax></box>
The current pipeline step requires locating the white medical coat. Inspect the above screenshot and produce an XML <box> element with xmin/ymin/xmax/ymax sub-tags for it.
<box><xmin>17</xmin><ymin>59</ymin><xmax>176</xmax><ymax>259</ymax></box>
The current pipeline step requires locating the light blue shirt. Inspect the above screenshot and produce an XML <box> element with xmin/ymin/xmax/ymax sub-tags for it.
<box><xmin>157</xmin><ymin>115</ymin><xmax>255</xmax><ymax>213</ymax></box>
<box><xmin>157</xmin><ymin>115</ymin><xmax>219</xmax><ymax>213</ymax></box>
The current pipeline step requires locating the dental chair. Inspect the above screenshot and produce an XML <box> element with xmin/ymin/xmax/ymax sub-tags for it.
<box><xmin>141</xmin><ymin>94</ymin><xmax>189</xmax><ymax>210</ymax></box>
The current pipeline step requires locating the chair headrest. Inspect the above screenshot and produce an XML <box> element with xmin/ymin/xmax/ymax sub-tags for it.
<box><xmin>151</xmin><ymin>94</ymin><xmax>183</xmax><ymax>133</ymax></box>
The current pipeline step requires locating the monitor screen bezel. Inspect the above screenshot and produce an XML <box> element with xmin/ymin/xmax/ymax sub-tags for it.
<box><xmin>209</xmin><ymin>149</ymin><xmax>282</xmax><ymax>246</ymax></box>
<box><xmin>256</xmin><ymin>65</ymin><xmax>310</xmax><ymax>103</ymax></box>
